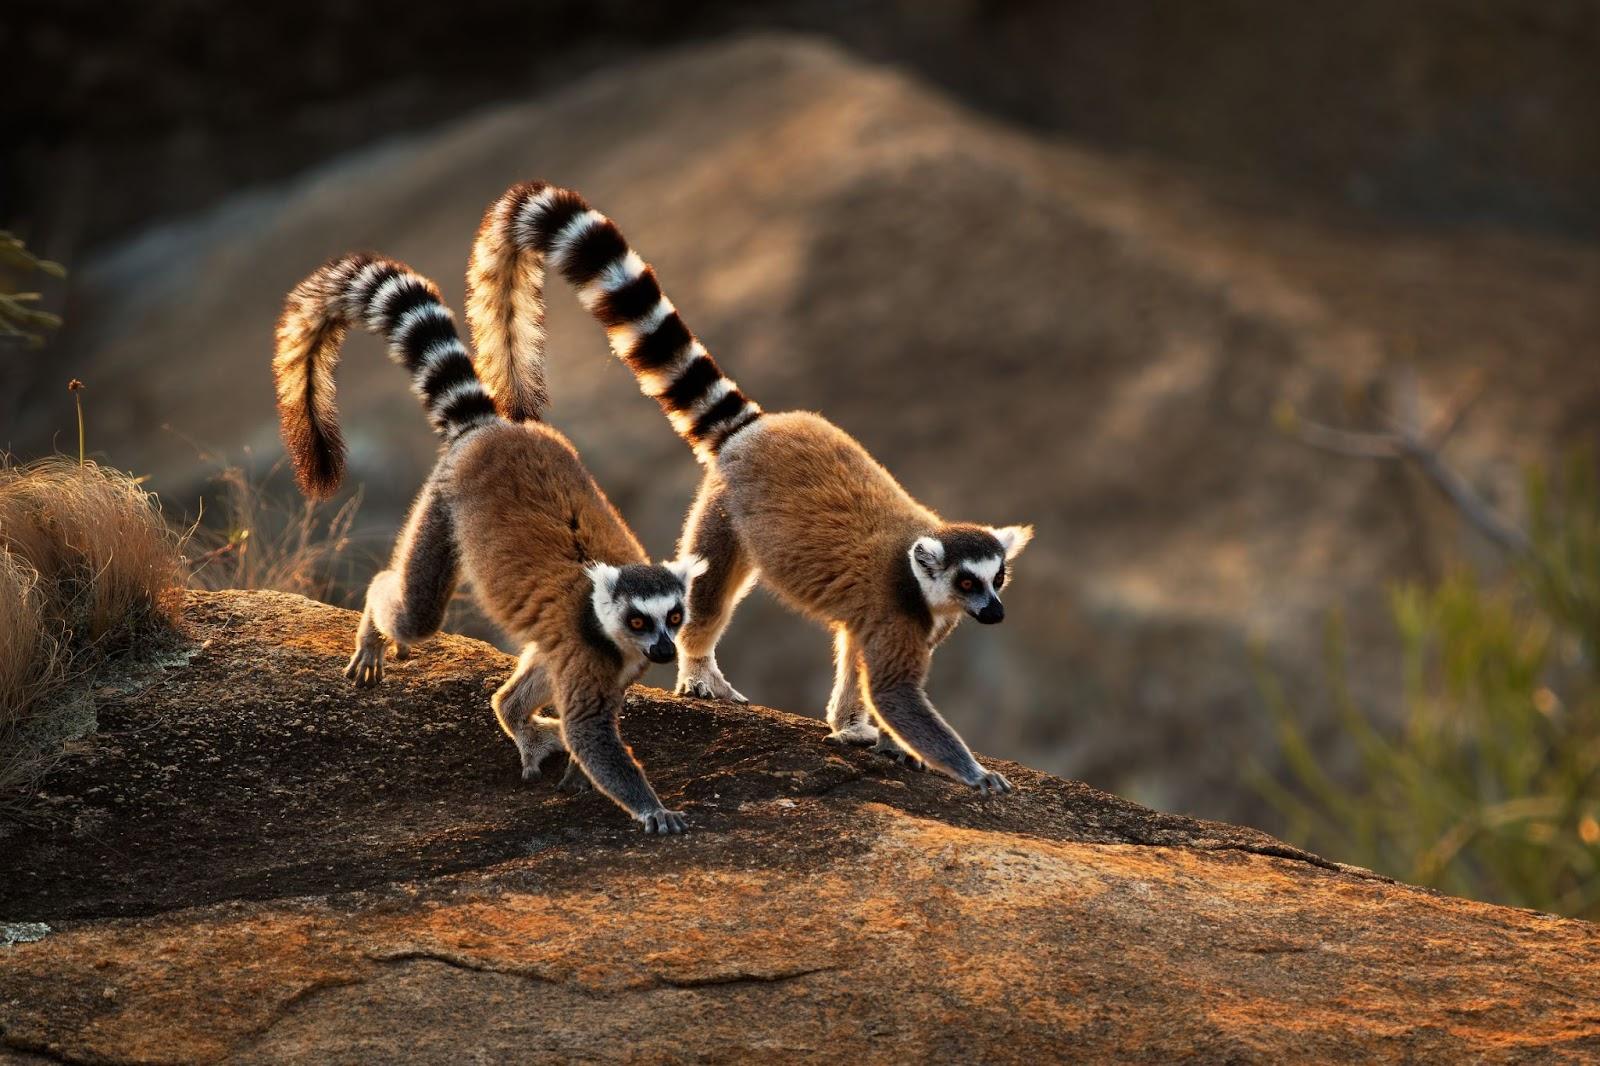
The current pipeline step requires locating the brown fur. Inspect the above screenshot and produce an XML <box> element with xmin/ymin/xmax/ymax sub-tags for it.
<box><xmin>343</xmin><ymin>417</ymin><xmax>687</xmax><ymax>831</ymax></box>
<box><xmin>449</xmin><ymin>421</ymin><xmax>646</xmax><ymax>650</ymax></box>
<box><xmin>677</xmin><ymin>415</ymin><xmax>1022</xmax><ymax>792</ymax></box>
<box><xmin>706</xmin><ymin>412</ymin><xmax>934</xmax><ymax>632</ymax></box>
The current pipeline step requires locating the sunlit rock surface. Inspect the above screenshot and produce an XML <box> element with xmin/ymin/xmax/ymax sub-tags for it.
<box><xmin>1</xmin><ymin>589</ymin><xmax>1596</xmax><ymax>1063</ymax></box>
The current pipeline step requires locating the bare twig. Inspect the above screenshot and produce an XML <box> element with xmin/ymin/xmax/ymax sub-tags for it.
<box><xmin>1422</xmin><ymin>368</ymin><xmax>1484</xmax><ymax>448</ymax></box>
<box><xmin>1282</xmin><ymin>370</ymin><xmax>1531</xmax><ymax>556</ymax></box>
<box><xmin>1393</xmin><ymin>434</ymin><xmax>1530</xmax><ymax>555</ymax></box>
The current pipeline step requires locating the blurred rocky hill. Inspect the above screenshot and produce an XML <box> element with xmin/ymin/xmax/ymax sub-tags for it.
<box><xmin>5</xmin><ymin>588</ymin><xmax>1598</xmax><ymax>1063</ymax></box>
<box><xmin>8</xmin><ymin>36</ymin><xmax>1600</xmax><ymax>825</ymax></box>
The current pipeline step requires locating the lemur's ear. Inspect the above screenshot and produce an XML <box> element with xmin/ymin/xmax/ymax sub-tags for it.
<box><xmin>911</xmin><ymin>536</ymin><xmax>946</xmax><ymax>577</ymax></box>
<box><xmin>988</xmin><ymin>525</ymin><xmax>1034</xmax><ymax>561</ymax></box>
<box><xmin>583</xmin><ymin>561</ymin><xmax>621</xmax><ymax>594</ymax></box>
<box><xmin>664</xmin><ymin>554</ymin><xmax>709</xmax><ymax>588</ymax></box>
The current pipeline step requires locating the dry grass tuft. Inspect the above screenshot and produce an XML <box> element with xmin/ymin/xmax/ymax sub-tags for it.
<box><xmin>186</xmin><ymin>460</ymin><xmax>367</xmax><ymax>603</ymax></box>
<box><xmin>0</xmin><ymin>457</ymin><xmax>183</xmax><ymax>807</ymax></box>
<box><xmin>0</xmin><ymin>549</ymin><xmax>53</xmax><ymax>726</ymax></box>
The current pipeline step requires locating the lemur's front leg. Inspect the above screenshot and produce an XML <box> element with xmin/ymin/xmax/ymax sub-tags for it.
<box><xmin>557</xmin><ymin>681</ymin><xmax>686</xmax><ymax>834</ymax></box>
<box><xmin>492</xmin><ymin>644</ymin><xmax>565</xmax><ymax>780</ymax></box>
<box><xmin>858</xmin><ymin>626</ymin><xmax>1013</xmax><ymax>794</ymax></box>
<box><xmin>346</xmin><ymin>478</ymin><xmax>459</xmax><ymax>687</ymax></box>
<box><xmin>858</xmin><ymin>616</ymin><xmax>960</xmax><ymax>768</ymax></box>
<box><xmin>823</xmin><ymin>626</ymin><xmax>879</xmax><ymax>747</ymax></box>
<box><xmin>674</xmin><ymin>472</ymin><xmax>755</xmax><ymax>703</ymax></box>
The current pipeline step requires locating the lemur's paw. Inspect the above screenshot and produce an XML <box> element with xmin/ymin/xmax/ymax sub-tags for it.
<box><xmin>343</xmin><ymin>644</ymin><xmax>385</xmax><ymax>688</ymax></box>
<box><xmin>824</xmin><ymin>722</ymin><xmax>880</xmax><ymax>746</ymax></box>
<box><xmin>871</xmin><ymin>735</ymin><xmax>926</xmax><ymax>772</ymax></box>
<box><xmin>675</xmin><ymin>659</ymin><xmax>749</xmax><ymax>704</ymax></box>
<box><xmin>518</xmin><ymin>747</ymin><xmax>561</xmax><ymax>782</ymax></box>
<box><xmin>515</xmin><ymin>726</ymin><xmax>566</xmax><ymax>782</ymax></box>
<box><xmin>676</xmin><ymin>678</ymin><xmax>750</xmax><ymax>704</ymax></box>
<box><xmin>971</xmin><ymin>769</ymin><xmax>1015</xmax><ymax>795</ymax></box>
<box><xmin>556</xmin><ymin>759</ymin><xmax>593</xmax><ymax>794</ymax></box>
<box><xmin>639</xmin><ymin>808</ymin><xmax>688</xmax><ymax>835</ymax></box>
<box><xmin>391</xmin><ymin>641</ymin><xmax>414</xmax><ymax>662</ymax></box>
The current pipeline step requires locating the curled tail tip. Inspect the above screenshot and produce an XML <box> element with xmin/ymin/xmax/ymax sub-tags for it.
<box><xmin>282</xmin><ymin>420</ymin><xmax>345</xmax><ymax>500</ymax></box>
<box><xmin>272</xmin><ymin>363</ymin><xmax>347</xmax><ymax>501</ymax></box>
<box><xmin>274</xmin><ymin>251</ymin><xmax>491</xmax><ymax>501</ymax></box>
<box><xmin>274</xmin><ymin>263</ymin><xmax>358</xmax><ymax>502</ymax></box>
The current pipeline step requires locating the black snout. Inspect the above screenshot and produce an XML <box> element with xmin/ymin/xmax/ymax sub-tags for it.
<box><xmin>646</xmin><ymin>636</ymin><xmax>676</xmax><ymax>663</ymax></box>
<box><xmin>973</xmin><ymin>597</ymin><xmax>1005</xmax><ymax>625</ymax></box>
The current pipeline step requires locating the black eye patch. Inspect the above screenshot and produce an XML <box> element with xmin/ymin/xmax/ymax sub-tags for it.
<box><xmin>994</xmin><ymin>565</ymin><xmax>1006</xmax><ymax>590</ymax></box>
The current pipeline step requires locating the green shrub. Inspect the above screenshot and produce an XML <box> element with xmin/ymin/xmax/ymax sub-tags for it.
<box><xmin>0</xmin><ymin>231</ymin><xmax>64</xmax><ymax>348</ymax></box>
<box><xmin>1260</xmin><ymin>455</ymin><xmax>1600</xmax><ymax>917</ymax></box>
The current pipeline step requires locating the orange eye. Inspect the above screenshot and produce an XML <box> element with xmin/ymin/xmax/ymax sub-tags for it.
<box><xmin>668</xmin><ymin>610</ymin><xmax>683</xmax><ymax>626</ymax></box>
<box><xmin>959</xmin><ymin>578</ymin><xmax>975</xmax><ymax>591</ymax></box>
<box><xmin>629</xmin><ymin>616</ymin><xmax>646</xmax><ymax>631</ymax></box>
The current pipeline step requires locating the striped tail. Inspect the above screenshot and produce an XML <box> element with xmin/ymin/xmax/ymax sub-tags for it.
<box><xmin>273</xmin><ymin>253</ymin><xmax>500</xmax><ymax>499</ymax></box>
<box><xmin>466</xmin><ymin>182</ymin><xmax>762</xmax><ymax>462</ymax></box>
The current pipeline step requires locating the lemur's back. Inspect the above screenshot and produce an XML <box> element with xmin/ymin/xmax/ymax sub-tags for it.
<box><xmin>450</xmin><ymin>421</ymin><xmax>646</xmax><ymax>642</ymax></box>
<box><xmin>718</xmin><ymin>412</ymin><xmax>936</xmax><ymax>625</ymax></box>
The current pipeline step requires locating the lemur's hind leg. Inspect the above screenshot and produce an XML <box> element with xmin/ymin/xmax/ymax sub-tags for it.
<box><xmin>858</xmin><ymin>627</ymin><xmax>1012</xmax><ymax>793</ymax></box>
<box><xmin>675</xmin><ymin>472</ymin><xmax>756</xmax><ymax>703</ymax></box>
<box><xmin>346</xmin><ymin>477</ymin><xmax>458</xmax><ymax>688</ymax></box>
<box><xmin>823</xmin><ymin>626</ymin><xmax>878</xmax><ymax>746</ymax></box>
<box><xmin>492</xmin><ymin>644</ymin><xmax>565</xmax><ymax>781</ymax></box>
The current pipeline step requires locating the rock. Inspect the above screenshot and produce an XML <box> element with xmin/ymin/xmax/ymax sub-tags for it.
<box><xmin>2</xmin><ymin>588</ymin><xmax>1598</xmax><ymax>1063</ymax></box>
<box><xmin>17</xmin><ymin>36</ymin><xmax>1600</xmax><ymax>823</ymax></box>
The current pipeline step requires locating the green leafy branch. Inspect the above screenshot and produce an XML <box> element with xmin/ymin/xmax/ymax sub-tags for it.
<box><xmin>1</xmin><ymin>231</ymin><xmax>66</xmax><ymax>348</ymax></box>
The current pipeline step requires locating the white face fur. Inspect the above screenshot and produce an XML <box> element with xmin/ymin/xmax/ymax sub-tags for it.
<box><xmin>585</xmin><ymin>555</ymin><xmax>708</xmax><ymax>661</ymax></box>
<box><xmin>910</xmin><ymin>525</ymin><xmax>1032</xmax><ymax>621</ymax></box>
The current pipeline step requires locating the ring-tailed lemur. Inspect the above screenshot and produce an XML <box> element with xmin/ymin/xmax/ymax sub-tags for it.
<box><xmin>465</xmin><ymin>184</ymin><xmax>1032</xmax><ymax>794</ymax></box>
<box><xmin>274</xmin><ymin>252</ymin><xmax>705</xmax><ymax>833</ymax></box>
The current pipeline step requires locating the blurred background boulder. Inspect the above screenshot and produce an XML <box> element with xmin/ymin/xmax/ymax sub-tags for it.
<box><xmin>4</xmin><ymin>4</ymin><xmax>1597</xmax><ymax>826</ymax></box>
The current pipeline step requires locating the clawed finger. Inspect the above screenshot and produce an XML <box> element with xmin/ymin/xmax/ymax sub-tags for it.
<box><xmin>642</xmin><ymin>810</ymin><xmax>688</xmax><ymax>835</ymax></box>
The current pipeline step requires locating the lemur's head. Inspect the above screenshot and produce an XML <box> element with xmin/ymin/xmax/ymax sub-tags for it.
<box><xmin>910</xmin><ymin>523</ymin><xmax>1033</xmax><ymax>625</ymax></box>
<box><xmin>585</xmin><ymin>556</ymin><xmax>708</xmax><ymax>663</ymax></box>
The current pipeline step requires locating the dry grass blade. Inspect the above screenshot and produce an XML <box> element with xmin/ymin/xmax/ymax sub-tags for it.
<box><xmin>185</xmin><ymin>460</ymin><xmax>369</xmax><ymax>603</ymax></box>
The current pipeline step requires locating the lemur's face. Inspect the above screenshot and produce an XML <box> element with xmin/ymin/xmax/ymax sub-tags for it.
<box><xmin>586</xmin><ymin>557</ymin><xmax>708</xmax><ymax>663</ymax></box>
<box><xmin>911</xmin><ymin>524</ymin><xmax>1034</xmax><ymax>625</ymax></box>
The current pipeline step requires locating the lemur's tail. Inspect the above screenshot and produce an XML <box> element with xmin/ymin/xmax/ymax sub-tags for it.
<box><xmin>467</xmin><ymin>182</ymin><xmax>762</xmax><ymax>462</ymax></box>
<box><xmin>274</xmin><ymin>253</ymin><xmax>501</xmax><ymax>499</ymax></box>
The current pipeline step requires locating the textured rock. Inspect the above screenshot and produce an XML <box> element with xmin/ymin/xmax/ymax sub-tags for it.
<box><xmin>2</xmin><ymin>589</ymin><xmax>1598</xmax><ymax>1063</ymax></box>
